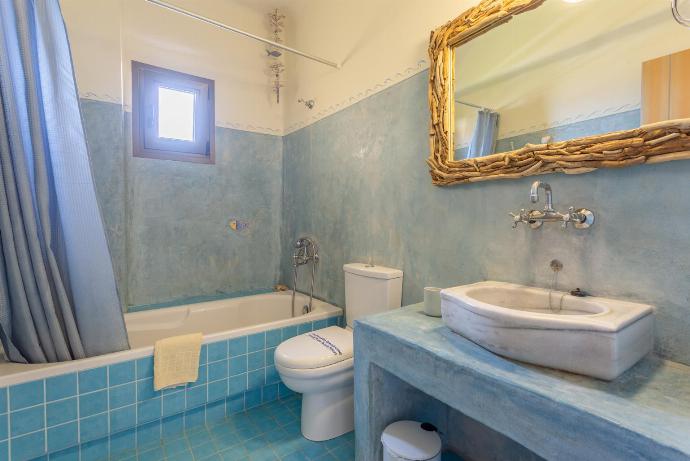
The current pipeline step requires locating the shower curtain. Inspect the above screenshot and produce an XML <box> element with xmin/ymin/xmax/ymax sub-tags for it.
<box><xmin>0</xmin><ymin>0</ymin><xmax>129</xmax><ymax>362</ymax></box>
<box><xmin>467</xmin><ymin>109</ymin><xmax>499</xmax><ymax>159</ymax></box>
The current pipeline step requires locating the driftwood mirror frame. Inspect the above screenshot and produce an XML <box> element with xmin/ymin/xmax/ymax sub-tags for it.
<box><xmin>427</xmin><ymin>0</ymin><xmax>690</xmax><ymax>186</ymax></box>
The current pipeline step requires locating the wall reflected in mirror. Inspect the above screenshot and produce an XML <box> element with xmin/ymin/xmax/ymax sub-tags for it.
<box><xmin>453</xmin><ymin>0</ymin><xmax>690</xmax><ymax>161</ymax></box>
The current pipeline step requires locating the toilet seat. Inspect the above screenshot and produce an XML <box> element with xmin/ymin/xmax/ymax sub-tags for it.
<box><xmin>275</xmin><ymin>326</ymin><xmax>353</xmax><ymax>370</ymax></box>
<box><xmin>276</xmin><ymin>356</ymin><xmax>354</xmax><ymax>379</ymax></box>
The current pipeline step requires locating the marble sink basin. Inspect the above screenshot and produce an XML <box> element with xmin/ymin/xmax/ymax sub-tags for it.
<box><xmin>441</xmin><ymin>281</ymin><xmax>655</xmax><ymax>380</ymax></box>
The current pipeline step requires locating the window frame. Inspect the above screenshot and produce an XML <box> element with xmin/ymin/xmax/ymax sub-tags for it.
<box><xmin>132</xmin><ymin>61</ymin><xmax>215</xmax><ymax>164</ymax></box>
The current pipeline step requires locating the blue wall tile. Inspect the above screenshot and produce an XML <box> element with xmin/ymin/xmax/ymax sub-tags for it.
<box><xmin>137</xmin><ymin>378</ymin><xmax>161</xmax><ymax>402</ymax></box>
<box><xmin>78</xmin><ymin>368</ymin><xmax>107</xmax><ymax>394</ymax></box>
<box><xmin>9</xmin><ymin>381</ymin><xmax>43</xmax><ymax>411</ymax></box>
<box><xmin>136</xmin><ymin>421</ymin><xmax>161</xmax><ymax>447</ymax></box>
<box><xmin>136</xmin><ymin>357</ymin><xmax>154</xmax><ymax>380</ymax></box>
<box><xmin>207</xmin><ymin>342</ymin><xmax>227</xmax><ymax>362</ymax></box>
<box><xmin>281</xmin><ymin>325</ymin><xmax>298</xmax><ymax>340</ymax></box>
<box><xmin>80</xmin><ymin>438</ymin><xmax>108</xmax><ymax>461</ymax></box>
<box><xmin>191</xmin><ymin>366</ymin><xmax>207</xmax><ymax>387</ymax></box>
<box><xmin>278</xmin><ymin>383</ymin><xmax>294</xmax><ymax>399</ymax></box>
<box><xmin>247</xmin><ymin>370</ymin><xmax>264</xmax><ymax>389</ymax></box>
<box><xmin>229</xmin><ymin>356</ymin><xmax>247</xmax><ymax>376</ymax></box>
<box><xmin>108</xmin><ymin>361</ymin><xmax>135</xmax><ymax>386</ymax></box>
<box><xmin>11</xmin><ymin>430</ymin><xmax>44</xmax><ymax>461</ymax></box>
<box><xmin>228</xmin><ymin>375</ymin><xmax>247</xmax><ymax>397</ymax></box>
<box><xmin>228</xmin><ymin>337</ymin><xmax>247</xmax><ymax>357</ymax></box>
<box><xmin>110</xmin><ymin>405</ymin><xmax>136</xmax><ymax>433</ymax></box>
<box><xmin>185</xmin><ymin>386</ymin><xmax>206</xmax><ymax>409</ymax></box>
<box><xmin>264</xmin><ymin>366</ymin><xmax>279</xmax><ymax>385</ymax></box>
<box><xmin>161</xmin><ymin>415</ymin><xmax>184</xmax><ymax>439</ymax></box>
<box><xmin>226</xmin><ymin>396</ymin><xmax>243</xmax><ymax>415</ymax></box>
<box><xmin>48</xmin><ymin>446</ymin><xmax>78</xmax><ymax>461</ymax></box>
<box><xmin>208</xmin><ymin>361</ymin><xmax>228</xmax><ymax>382</ymax></box>
<box><xmin>247</xmin><ymin>352</ymin><xmax>264</xmax><ymax>371</ymax></box>
<box><xmin>297</xmin><ymin>322</ymin><xmax>312</xmax><ymax>335</ymax></box>
<box><xmin>207</xmin><ymin>380</ymin><xmax>227</xmax><ymax>403</ymax></box>
<box><xmin>205</xmin><ymin>401</ymin><xmax>225</xmax><ymax>424</ymax></box>
<box><xmin>80</xmin><ymin>413</ymin><xmax>108</xmax><ymax>443</ymax></box>
<box><xmin>0</xmin><ymin>390</ymin><xmax>6</xmax><ymax>414</ymax></box>
<box><xmin>244</xmin><ymin>389</ymin><xmax>261</xmax><ymax>409</ymax></box>
<box><xmin>261</xmin><ymin>384</ymin><xmax>279</xmax><ymax>403</ymax></box>
<box><xmin>0</xmin><ymin>414</ymin><xmax>7</xmax><ymax>441</ymax></box>
<box><xmin>109</xmin><ymin>429</ymin><xmax>135</xmax><ymax>457</ymax></box>
<box><xmin>265</xmin><ymin>330</ymin><xmax>282</xmax><ymax>348</ymax></box>
<box><xmin>79</xmin><ymin>390</ymin><xmax>107</xmax><ymax>418</ymax></box>
<box><xmin>199</xmin><ymin>345</ymin><xmax>208</xmax><ymax>366</ymax></box>
<box><xmin>327</xmin><ymin>316</ymin><xmax>340</xmax><ymax>327</ymax></box>
<box><xmin>137</xmin><ymin>398</ymin><xmax>162</xmax><ymax>424</ymax></box>
<box><xmin>162</xmin><ymin>392</ymin><xmax>185</xmax><ymax>417</ymax></box>
<box><xmin>10</xmin><ymin>406</ymin><xmax>44</xmax><ymax>437</ymax></box>
<box><xmin>47</xmin><ymin>422</ymin><xmax>78</xmax><ymax>453</ymax></box>
<box><xmin>46</xmin><ymin>375</ymin><xmax>77</xmax><ymax>402</ymax></box>
<box><xmin>109</xmin><ymin>383</ymin><xmax>136</xmax><ymax>409</ymax></box>
<box><xmin>265</xmin><ymin>348</ymin><xmax>275</xmax><ymax>366</ymax></box>
<box><xmin>247</xmin><ymin>333</ymin><xmax>265</xmax><ymax>353</ymax></box>
<box><xmin>46</xmin><ymin>398</ymin><xmax>77</xmax><ymax>427</ymax></box>
<box><xmin>313</xmin><ymin>319</ymin><xmax>328</xmax><ymax>330</ymax></box>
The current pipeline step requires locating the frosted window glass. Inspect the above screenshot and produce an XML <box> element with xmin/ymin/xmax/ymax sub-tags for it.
<box><xmin>158</xmin><ymin>87</ymin><xmax>195</xmax><ymax>141</ymax></box>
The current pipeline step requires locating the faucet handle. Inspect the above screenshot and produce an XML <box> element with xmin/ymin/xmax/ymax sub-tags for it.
<box><xmin>510</xmin><ymin>209</ymin><xmax>528</xmax><ymax>229</ymax></box>
<box><xmin>509</xmin><ymin>211</ymin><xmax>521</xmax><ymax>228</ymax></box>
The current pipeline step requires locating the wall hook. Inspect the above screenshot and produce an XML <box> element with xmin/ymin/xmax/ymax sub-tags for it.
<box><xmin>298</xmin><ymin>98</ymin><xmax>315</xmax><ymax>109</ymax></box>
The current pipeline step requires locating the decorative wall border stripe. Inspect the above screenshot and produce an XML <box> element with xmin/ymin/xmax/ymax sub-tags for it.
<box><xmin>284</xmin><ymin>59</ymin><xmax>429</xmax><ymax>135</ymax></box>
<box><xmin>79</xmin><ymin>56</ymin><xmax>433</xmax><ymax>138</ymax></box>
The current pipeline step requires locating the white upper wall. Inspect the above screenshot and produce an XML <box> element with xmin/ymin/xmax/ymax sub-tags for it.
<box><xmin>61</xmin><ymin>0</ymin><xmax>284</xmax><ymax>135</ymax></box>
<box><xmin>70</xmin><ymin>0</ymin><xmax>632</xmax><ymax>136</ymax></box>
<box><xmin>283</xmin><ymin>0</ymin><xmax>477</xmax><ymax>134</ymax></box>
<box><xmin>60</xmin><ymin>0</ymin><xmax>123</xmax><ymax>104</ymax></box>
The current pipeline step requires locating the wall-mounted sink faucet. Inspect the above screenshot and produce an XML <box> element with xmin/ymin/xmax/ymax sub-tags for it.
<box><xmin>530</xmin><ymin>181</ymin><xmax>554</xmax><ymax>212</ymax></box>
<box><xmin>510</xmin><ymin>181</ymin><xmax>595</xmax><ymax>229</ymax></box>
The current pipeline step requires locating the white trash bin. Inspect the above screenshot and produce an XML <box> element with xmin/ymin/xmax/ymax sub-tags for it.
<box><xmin>381</xmin><ymin>420</ymin><xmax>442</xmax><ymax>461</ymax></box>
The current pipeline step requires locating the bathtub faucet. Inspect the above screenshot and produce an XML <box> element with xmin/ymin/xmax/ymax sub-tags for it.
<box><xmin>291</xmin><ymin>237</ymin><xmax>319</xmax><ymax>316</ymax></box>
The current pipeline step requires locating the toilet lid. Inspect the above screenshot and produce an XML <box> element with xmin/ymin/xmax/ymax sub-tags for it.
<box><xmin>275</xmin><ymin>326</ymin><xmax>353</xmax><ymax>369</ymax></box>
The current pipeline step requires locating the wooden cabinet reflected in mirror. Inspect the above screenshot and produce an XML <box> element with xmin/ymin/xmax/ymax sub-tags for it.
<box><xmin>643</xmin><ymin>48</ymin><xmax>690</xmax><ymax>125</ymax></box>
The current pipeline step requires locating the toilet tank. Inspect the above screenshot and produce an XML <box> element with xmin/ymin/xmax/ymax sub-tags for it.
<box><xmin>343</xmin><ymin>263</ymin><xmax>403</xmax><ymax>328</ymax></box>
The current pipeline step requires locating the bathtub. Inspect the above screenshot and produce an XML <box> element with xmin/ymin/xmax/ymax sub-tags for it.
<box><xmin>126</xmin><ymin>291</ymin><xmax>341</xmax><ymax>348</ymax></box>
<box><xmin>0</xmin><ymin>291</ymin><xmax>342</xmax><ymax>461</ymax></box>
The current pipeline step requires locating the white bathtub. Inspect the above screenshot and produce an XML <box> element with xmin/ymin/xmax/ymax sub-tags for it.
<box><xmin>0</xmin><ymin>291</ymin><xmax>341</xmax><ymax>386</ymax></box>
<box><xmin>126</xmin><ymin>291</ymin><xmax>341</xmax><ymax>348</ymax></box>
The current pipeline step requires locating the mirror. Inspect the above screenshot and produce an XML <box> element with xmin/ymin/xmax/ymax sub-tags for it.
<box><xmin>428</xmin><ymin>0</ymin><xmax>690</xmax><ymax>185</ymax></box>
<box><xmin>453</xmin><ymin>0</ymin><xmax>690</xmax><ymax>160</ymax></box>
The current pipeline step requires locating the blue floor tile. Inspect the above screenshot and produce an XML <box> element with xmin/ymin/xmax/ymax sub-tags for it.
<box><xmin>43</xmin><ymin>394</ymin><xmax>356</xmax><ymax>461</ymax></box>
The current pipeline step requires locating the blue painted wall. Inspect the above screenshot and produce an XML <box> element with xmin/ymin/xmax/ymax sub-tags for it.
<box><xmin>82</xmin><ymin>99</ymin><xmax>283</xmax><ymax>309</ymax></box>
<box><xmin>280</xmin><ymin>70</ymin><xmax>690</xmax><ymax>367</ymax></box>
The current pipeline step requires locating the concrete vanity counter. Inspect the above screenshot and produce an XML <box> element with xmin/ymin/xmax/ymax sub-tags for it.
<box><xmin>354</xmin><ymin>305</ymin><xmax>690</xmax><ymax>461</ymax></box>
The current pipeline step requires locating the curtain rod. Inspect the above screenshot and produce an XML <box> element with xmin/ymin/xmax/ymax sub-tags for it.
<box><xmin>455</xmin><ymin>99</ymin><xmax>492</xmax><ymax>111</ymax></box>
<box><xmin>145</xmin><ymin>0</ymin><xmax>341</xmax><ymax>69</ymax></box>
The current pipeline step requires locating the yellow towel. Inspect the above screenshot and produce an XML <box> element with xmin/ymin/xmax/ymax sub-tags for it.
<box><xmin>153</xmin><ymin>333</ymin><xmax>203</xmax><ymax>391</ymax></box>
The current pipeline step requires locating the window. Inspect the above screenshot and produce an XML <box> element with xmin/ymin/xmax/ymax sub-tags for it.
<box><xmin>132</xmin><ymin>61</ymin><xmax>215</xmax><ymax>164</ymax></box>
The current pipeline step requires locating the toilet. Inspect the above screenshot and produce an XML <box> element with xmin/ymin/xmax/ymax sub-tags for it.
<box><xmin>275</xmin><ymin>263</ymin><xmax>403</xmax><ymax>441</ymax></box>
